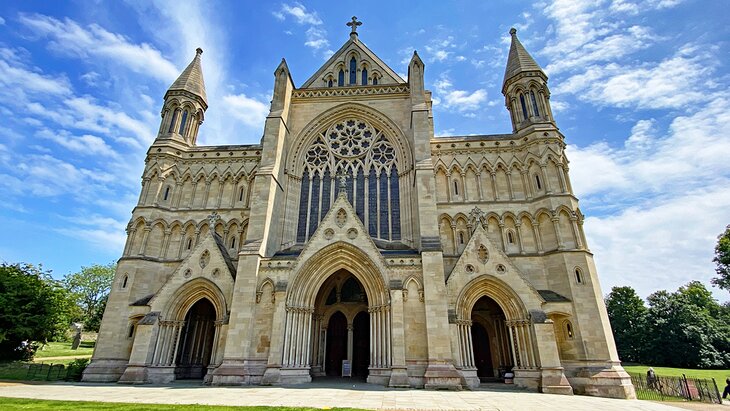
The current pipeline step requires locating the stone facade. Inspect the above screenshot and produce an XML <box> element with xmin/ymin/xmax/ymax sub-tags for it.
<box><xmin>83</xmin><ymin>20</ymin><xmax>635</xmax><ymax>399</ymax></box>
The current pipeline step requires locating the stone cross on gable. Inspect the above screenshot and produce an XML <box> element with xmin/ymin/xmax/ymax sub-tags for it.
<box><xmin>347</xmin><ymin>16</ymin><xmax>362</xmax><ymax>34</ymax></box>
<box><xmin>468</xmin><ymin>206</ymin><xmax>485</xmax><ymax>231</ymax></box>
<box><xmin>207</xmin><ymin>211</ymin><xmax>221</xmax><ymax>233</ymax></box>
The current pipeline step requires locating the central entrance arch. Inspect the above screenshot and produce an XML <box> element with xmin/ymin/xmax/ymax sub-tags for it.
<box><xmin>313</xmin><ymin>270</ymin><xmax>370</xmax><ymax>379</ymax></box>
<box><xmin>279</xmin><ymin>242</ymin><xmax>391</xmax><ymax>384</ymax></box>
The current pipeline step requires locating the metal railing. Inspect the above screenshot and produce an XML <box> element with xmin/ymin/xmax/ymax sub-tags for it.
<box><xmin>629</xmin><ymin>372</ymin><xmax>722</xmax><ymax>404</ymax></box>
<box><xmin>24</xmin><ymin>362</ymin><xmax>85</xmax><ymax>382</ymax></box>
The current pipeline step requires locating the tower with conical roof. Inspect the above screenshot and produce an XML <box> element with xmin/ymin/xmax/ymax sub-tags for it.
<box><xmin>155</xmin><ymin>48</ymin><xmax>208</xmax><ymax>147</ymax></box>
<box><xmin>502</xmin><ymin>28</ymin><xmax>555</xmax><ymax>133</ymax></box>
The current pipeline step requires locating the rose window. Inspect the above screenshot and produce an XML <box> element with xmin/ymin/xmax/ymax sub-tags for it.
<box><xmin>305</xmin><ymin>143</ymin><xmax>329</xmax><ymax>167</ymax></box>
<box><xmin>328</xmin><ymin>119</ymin><xmax>372</xmax><ymax>158</ymax></box>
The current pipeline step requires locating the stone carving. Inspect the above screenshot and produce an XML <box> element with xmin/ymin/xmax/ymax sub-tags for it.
<box><xmin>199</xmin><ymin>250</ymin><xmax>210</xmax><ymax>269</ymax></box>
<box><xmin>324</xmin><ymin>228</ymin><xmax>335</xmax><ymax>240</ymax></box>
<box><xmin>496</xmin><ymin>264</ymin><xmax>506</xmax><ymax>274</ymax></box>
<box><xmin>347</xmin><ymin>228</ymin><xmax>358</xmax><ymax>239</ymax></box>
<box><xmin>478</xmin><ymin>244</ymin><xmax>489</xmax><ymax>264</ymax></box>
<box><xmin>336</xmin><ymin>209</ymin><xmax>347</xmax><ymax>227</ymax></box>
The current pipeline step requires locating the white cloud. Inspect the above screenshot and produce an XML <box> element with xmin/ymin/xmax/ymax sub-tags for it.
<box><xmin>274</xmin><ymin>3</ymin><xmax>323</xmax><ymax>25</ymax></box>
<box><xmin>0</xmin><ymin>16</ymin><xmax>5</xmax><ymax>25</ymax></box>
<box><xmin>432</xmin><ymin>74</ymin><xmax>488</xmax><ymax>113</ymax></box>
<box><xmin>0</xmin><ymin>59</ymin><xmax>72</xmax><ymax>96</ymax></box>
<box><xmin>554</xmin><ymin>45</ymin><xmax>715</xmax><ymax>110</ymax></box>
<box><xmin>586</xmin><ymin>185</ymin><xmax>730</xmax><ymax>300</ymax></box>
<box><xmin>424</xmin><ymin>36</ymin><xmax>457</xmax><ymax>63</ymax></box>
<box><xmin>222</xmin><ymin>93</ymin><xmax>269</xmax><ymax>129</ymax></box>
<box><xmin>18</xmin><ymin>13</ymin><xmax>178</xmax><ymax>83</ymax></box>
<box><xmin>304</xmin><ymin>26</ymin><xmax>329</xmax><ymax>50</ymax></box>
<box><xmin>37</xmin><ymin>129</ymin><xmax>119</xmax><ymax>158</ymax></box>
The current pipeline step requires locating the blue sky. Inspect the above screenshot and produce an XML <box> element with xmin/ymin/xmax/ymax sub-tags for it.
<box><xmin>0</xmin><ymin>0</ymin><xmax>728</xmax><ymax>302</ymax></box>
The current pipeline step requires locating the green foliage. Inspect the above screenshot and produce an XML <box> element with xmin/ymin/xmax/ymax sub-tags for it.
<box><xmin>605</xmin><ymin>286</ymin><xmax>647</xmax><ymax>362</ymax></box>
<box><xmin>712</xmin><ymin>224</ymin><xmax>730</xmax><ymax>292</ymax></box>
<box><xmin>63</xmin><ymin>262</ymin><xmax>115</xmax><ymax>332</ymax></box>
<box><xmin>65</xmin><ymin>357</ymin><xmax>90</xmax><ymax>381</ymax></box>
<box><xmin>0</xmin><ymin>263</ymin><xmax>75</xmax><ymax>361</ymax></box>
<box><xmin>607</xmin><ymin>282</ymin><xmax>730</xmax><ymax>369</ymax></box>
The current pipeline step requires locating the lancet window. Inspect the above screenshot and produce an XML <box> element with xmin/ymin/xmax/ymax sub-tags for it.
<box><xmin>296</xmin><ymin>118</ymin><xmax>401</xmax><ymax>243</ymax></box>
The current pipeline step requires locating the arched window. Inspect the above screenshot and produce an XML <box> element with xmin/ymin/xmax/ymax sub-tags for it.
<box><xmin>520</xmin><ymin>94</ymin><xmax>528</xmax><ymax>119</ymax></box>
<box><xmin>178</xmin><ymin>110</ymin><xmax>188</xmax><ymax>134</ymax></box>
<box><xmin>239</xmin><ymin>187</ymin><xmax>245</xmax><ymax>202</ymax></box>
<box><xmin>565</xmin><ymin>322</ymin><xmax>574</xmax><ymax>339</ymax></box>
<box><xmin>535</xmin><ymin>174</ymin><xmax>542</xmax><ymax>190</ymax></box>
<box><xmin>168</xmin><ymin>108</ymin><xmax>180</xmax><ymax>133</ymax></box>
<box><xmin>507</xmin><ymin>230</ymin><xmax>514</xmax><ymax>244</ymax></box>
<box><xmin>453</xmin><ymin>180</ymin><xmax>459</xmax><ymax>196</ymax></box>
<box><xmin>328</xmin><ymin>78</ymin><xmax>333</xmax><ymax>87</ymax></box>
<box><xmin>349</xmin><ymin>57</ymin><xmax>356</xmax><ymax>84</ymax></box>
<box><xmin>575</xmin><ymin>268</ymin><xmax>583</xmax><ymax>284</ymax></box>
<box><xmin>338</xmin><ymin>69</ymin><xmax>344</xmax><ymax>86</ymax></box>
<box><xmin>459</xmin><ymin>232</ymin><xmax>465</xmax><ymax>245</ymax></box>
<box><xmin>230</xmin><ymin>237</ymin><xmax>236</xmax><ymax>249</ymax></box>
<box><xmin>163</xmin><ymin>186</ymin><xmax>170</xmax><ymax>201</ymax></box>
<box><xmin>298</xmin><ymin>119</ymin><xmax>401</xmax><ymax>242</ymax></box>
<box><xmin>530</xmin><ymin>90</ymin><xmax>540</xmax><ymax>117</ymax></box>
<box><xmin>186</xmin><ymin>238</ymin><xmax>193</xmax><ymax>250</ymax></box>
<box><xmin>361</xmin><ymin>68</ymin><xmax>368</xmax><ymax>85</ymax></box>
<box><xmin>127</xmin><ymin>323</ymin><xmax>135</xmax><ymax>338</ymax></box>
<box><xmin>121</xmin><ymin>275</ymin><xmax>128</xmax><ymax>289</ymax></box>
<box><xmin>372</xmin><ymin>75</ymin><xmax>378</xmax><ymax>85</ymax></box>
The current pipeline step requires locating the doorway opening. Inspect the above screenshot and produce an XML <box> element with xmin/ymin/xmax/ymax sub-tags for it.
<box><xmin>175</xmin><ymin>298</ymin><xmax>216</xmax><ymax>379</ymax></box>
<box><xmin>470</xmin><ymin>295</ymin><xmax>513</xmax><ymax>382</ymax></box>
<box><xmin>312</xmin><ymin>269</ymin><xmax>370</xmax><ymax>380</ymax></box>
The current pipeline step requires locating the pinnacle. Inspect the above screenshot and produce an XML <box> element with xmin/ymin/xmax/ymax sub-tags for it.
<box><xmin>503</xmin><ymin>28</ymin><xmax>543</xmax><ymax>87</ymax></box>
<box><xmin>167</xmin><ymin>48</ymin><xmax>208</xmax><ymax>106</ymax></box>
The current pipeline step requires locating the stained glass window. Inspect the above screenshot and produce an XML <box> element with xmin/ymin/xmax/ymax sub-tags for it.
<box><xmin>296</xmin><ymin>170</ymin><xmax>309</xmax><ymax>242</ymax></box>
<box><xmin>338</xmin><ymin>69</ymin><xmax>344</xmax><ymax>86</ymax></box>
<box><xmin>361</xmin><ymin>68</ymin><xmax>368</xmax><ymax>85</ymax></box>
<box><xmin>349</xmin><ymin>57</ymin><xmax>356</xmax><ymax>85</ymax></box>
<box><xmin>530</xmin><ymin>90</ymin><xmax>540</xmax><ymax>117</ymax></box>
<box><xmin>520</xmin><ymin>94</ymin><xmax>528</xmax><ymax>119</ymax></box>
<box><xmin>179</xmin><ymin>110</ymin><xmax>188</xmax><ymax>134</ymax></box>
<box><xmin>390</xmin><ymin>168</ymin><xmax>400</xmax><ymax>240</ymax></box>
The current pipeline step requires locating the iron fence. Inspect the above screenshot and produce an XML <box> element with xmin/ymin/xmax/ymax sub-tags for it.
<box><xmin>629</xmin><ymin>372</ymin><xmax>722</xmax><ymax>404</ymax></box>
<box><xmin>24</xmin><ymin>362</ymin><xmax>84</xmax><ymax>381</ymax></box>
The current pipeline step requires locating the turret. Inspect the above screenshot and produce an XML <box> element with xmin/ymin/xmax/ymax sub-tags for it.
<box><xmin>155</xmin><ymin>48</ymin><xmax>208</xmax><ymax>146</ymax></box>
<box><xmin>408</xmin><ymin>51</ymin><xmax>426</xmax><ymax>105</ymax></box>
<box><xmin>502</xmin><ymin>29</ymin><xmax>555</xmax><ymax>133</ymax></box>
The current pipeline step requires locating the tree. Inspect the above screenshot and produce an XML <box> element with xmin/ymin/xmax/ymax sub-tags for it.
<box><xmin>644</xmin><ymin>283</ymin><xmax>730</xmax><ymax>368</ymax></box>
<box><xmin>0</xmin><ymin>263</ymin><xmax>75</xmax><ymax>361</ymax></box>
<box><xmin>712</xmin><ymin>224</ymin><xmax>730</xmax><ymax>292</ymax></box>
<box><xmin>605</xmin><ymin>286</ymin><xmax>648</xmax><ymax>362</ymax></box>
<box><xmin>63</xmin><ymin>263</ymin><xmax>116</xmax><ymax>332</ymax></box>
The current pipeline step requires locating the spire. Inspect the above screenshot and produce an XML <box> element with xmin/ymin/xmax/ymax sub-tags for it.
<box><xmin>502</xmin><ymin>28</ymin><xmax>544</xmax><ymax>87</ymax></box>
<box><xmin>167</xmin><ymin>47</ymin><xmax>207</xmax><ymax>107</ymax></box>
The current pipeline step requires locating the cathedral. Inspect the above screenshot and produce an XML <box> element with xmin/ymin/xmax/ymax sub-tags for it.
<box><xmin>83</xmin><ymin>18</ymin><xmax>635</xmax><ymax>398</ymax></box>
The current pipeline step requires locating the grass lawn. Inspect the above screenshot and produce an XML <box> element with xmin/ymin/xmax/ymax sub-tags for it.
<box><xmin>34</xmin><ymin>341</ymin><xmax>95</xmax><ymax>359</ymax></box>
<box><xmin>0</xmin><ymin>397</ymin><xmax>365</xmax><ymax>411</ymax></box>
<box><xmin>624</xmin><ymin>365</ymin><xmax>730</xmax><ymax>383</ymax></box>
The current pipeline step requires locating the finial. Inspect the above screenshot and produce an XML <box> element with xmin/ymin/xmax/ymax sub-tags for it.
<box><xmin>346</xmin><ymin>16</ymin><xmax>362</xmax><ymax>36</ymax></box>
<box><xmin>196</xmin><ymin>47</ymin><xmax>203</xmax><ymax>55</ymax></box>
<box><xmin>207</xmin><ymin>211</ymin><xmax>220</xmax><ymax>233</ymax></box>
<box><xmin>509</xmin><ymin>28</ymin><xmax>517</xmax><ymax>36</ymax></box>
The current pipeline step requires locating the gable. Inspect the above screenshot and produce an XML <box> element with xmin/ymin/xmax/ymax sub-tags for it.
<box><xmin>146</xmin><ymin>228</ymin><xmax>236</xmax><ymax>317</ymax></box>
<box><xmin>445</xmin><ymin>214</ymin><xmax>544</xmax><ymax>311</ymax></box>
<box><xmin>301</xmin><ymin>38</ymin><xmax>405</xmax><ymax>88</ymax></box>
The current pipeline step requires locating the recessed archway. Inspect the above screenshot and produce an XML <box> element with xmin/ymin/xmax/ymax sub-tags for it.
<box><xmin>175</xmin><ymin>298</ymin><xmax>216</xmax><ymax>379</ymax></box>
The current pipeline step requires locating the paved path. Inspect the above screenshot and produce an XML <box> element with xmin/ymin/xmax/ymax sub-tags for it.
<box><xmin>0</xmin><ymin>379</ymin><xmax>692</xmax><ymax>410</ymax></box>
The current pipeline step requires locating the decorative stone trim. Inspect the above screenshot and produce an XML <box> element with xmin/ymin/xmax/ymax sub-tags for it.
<box><xmin>292</xmin><ymin>84</ymin><xmax>409</xmax><ymax>99</ymax></box>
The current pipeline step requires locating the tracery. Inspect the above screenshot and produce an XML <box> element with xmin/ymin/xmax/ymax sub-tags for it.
<box><xmin>296</xmin><ymin>118</ymin><xmax>401</xmax><ymax>243</ymax></box>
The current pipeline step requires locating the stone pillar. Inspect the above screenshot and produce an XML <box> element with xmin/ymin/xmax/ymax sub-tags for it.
<box><xmin>138</xmin><ymin>224</ymin><xmax>151</xmax><ymax>256</ymax></box>
<box><xmin>506</xmin><ymin>171</ymin><xmax>515</xmax><ymax>200</ymax></box>
<box><xmin>515</xmin><ymin>222</ymin><xmax>525</xmax><ymax>254</ymax></box>
<box><xmin>388</xmin><ymin>285</ymin><xmax>409</xmax><ymax>387</ymax></box>
<box><xmin>189</xmin><ymin>181</ymin><xmax>197</xmax><ymax>209</ymax></box>
<box><xmin>532</xmin><ymin>320</ymin><xmax>573</xmax><ymax>395</ymax></box>
<box><xmin>490</xmin><ymin>171</ymin><xmax>498</xmax><ymax>200</ymax></box>
<box><xmin>551</xmin><ymin>215</ymin><xmax>565</xmax><ymax>250</ymax></box>
<box><xmin>540</xmin><ymin>164</ymin><xmax>552</xmax><ymax>194</ymax></box>
<box><xmin>521</xmin><ymin>170</ymin><xmax>532</xmax><ymax>200</ymax></box>
<box><xmin>531</xmin><ymin>219</ymin><xmax>544</xmax><ymax>254</ymax></box>
<box><xmin>475</xmin><ymin>171</ymin><xmax>484</xmax><ymax>201</ymax></box>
